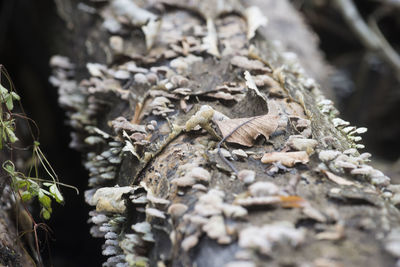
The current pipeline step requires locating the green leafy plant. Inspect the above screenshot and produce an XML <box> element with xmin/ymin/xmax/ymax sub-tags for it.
<box><xmin>0</xmin><ymin>64</ymin><xmax>78</xmax><ymax>265</ymax></box>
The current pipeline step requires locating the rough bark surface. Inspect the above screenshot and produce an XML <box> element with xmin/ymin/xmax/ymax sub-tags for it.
<box><xmin>50</xmin><ymin>0</ymin><xmax>400</xmax><ymax>266</ymax></box>
<box><xmin>0</xmin><ymin>182</ymin><xmax>34</xmax><ymax>267</ymax></box>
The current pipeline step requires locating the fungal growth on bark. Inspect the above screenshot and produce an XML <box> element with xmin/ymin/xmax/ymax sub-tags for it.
<box><xmin>49</xmin><ymin>0</ymin><xmax>400</xmax><ymax>266</ymax></box>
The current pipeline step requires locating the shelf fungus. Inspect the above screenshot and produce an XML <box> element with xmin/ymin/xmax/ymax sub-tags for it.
<box><xmin>91</xmin><ymin>186</ymin><xmax>134</xmax><ymax>213</ymax></box>
<box><xmin>261</xmin><ymin>151</ymin><xmax>309</xmax><ymax>167</ymax></box>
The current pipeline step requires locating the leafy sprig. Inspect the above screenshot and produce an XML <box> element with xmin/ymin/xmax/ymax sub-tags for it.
<box><xmin>0</xmin><ymin>65</ymin><xmax>78</xmax><ymax>220</ymax></box>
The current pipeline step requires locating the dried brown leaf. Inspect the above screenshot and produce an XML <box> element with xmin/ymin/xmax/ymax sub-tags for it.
<box><xmin>261</xmin><ymin>151</ymin><xmax>309</xmax><ymax>167</ymax></box>
<box><xmin>279</xmin><ymin>196</ymin><xmax>307</xmax><ymax>208</ymax></box>
<box><xmin>232</xmin><ymin>71</ymin><xmax>269</xmax><ymax>116</ymax></box>
<box><xmin>215</xmin><ymin>113</ymin><xmax>280</xmax><ymax>147</ymax></box>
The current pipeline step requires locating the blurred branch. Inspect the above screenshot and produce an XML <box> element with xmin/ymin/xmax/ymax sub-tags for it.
<box><xmin>334</xmin><ymin>0</ymin><xmax>400</xmax><ymax>78</ymax></box>
<box><xmin>373</xmin><ymin>0</ymin><xmax>400</xmax><ymax>9</ymax></box>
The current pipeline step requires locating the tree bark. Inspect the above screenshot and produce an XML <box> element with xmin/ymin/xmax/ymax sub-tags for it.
<box><xmin>50</xmin><ymin>0</ymin><xmax>400</xmax><ymax>266</ymax></box>
<box><xmin>0</xmin><ymin>183</ymin><xmax>35</xmax><ymax>266</ymax></box>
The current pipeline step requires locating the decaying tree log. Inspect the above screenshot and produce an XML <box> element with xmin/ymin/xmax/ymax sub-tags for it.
<box><xmin>49</xmin><ymin>0</ymin><xmax>400</xmax><ymax>266</ymax></box>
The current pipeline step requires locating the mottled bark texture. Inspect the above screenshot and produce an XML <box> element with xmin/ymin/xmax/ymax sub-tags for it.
<box><xmin>0</xmin><ymin>182</ymin><xmax>35</xmax><ymax>266</ymax></box>
<box><xmin>50</xmin><ymin>0</ymin><xmax>400</xmax><ymax>266</ymax></box>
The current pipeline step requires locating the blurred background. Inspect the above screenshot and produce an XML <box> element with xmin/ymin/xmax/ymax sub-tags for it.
<box><xmin>0</xmin><ymin>0</ymin><xmax>399</xmax><ymax>266</ymax></box>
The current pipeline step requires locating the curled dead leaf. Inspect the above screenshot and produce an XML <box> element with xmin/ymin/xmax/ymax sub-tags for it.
<box><xmin>261</xmin><ymin>151</ymin><xmax>309</xmax><ymax>167</ymax></box>
<box><xmin>215</xmin><ymin>113</ymin><xmax>280</xmax><ymax>147</ymax></box>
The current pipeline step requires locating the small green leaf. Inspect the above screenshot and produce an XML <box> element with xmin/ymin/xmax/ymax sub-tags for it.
<box><xmin>15</xmin><ymin>179</ymin><xmax>28</xmax><ymax>189</ymax></box>
<box><xmin>41</xmin><ymin>208</ymin><xmax>51</xmax><ymax>220</ymax></box>
<box><xmin>0</xmin><ymin>84</ymin><xmax>8</xmax><ymax>97</ymax></box>
<box><xmin>4</xmin><ymin>94</ymin><xmax>13</xmax><ymax>110</ymax></box>
<box><xmin>3</xmin><ymin>161</ymin><xmax>15</xmax><ymax>173</ymax></box>
<box><xmin>50</xmin><ymin>184</ymin><xmax>64</xmax><ymax>204</ymax></box>
<box><xmin>5</xmin><ymin>127</ymin><xmax>18</xmax><ymax>143</ymax></box>
<box><xmin>38</xmin><ymin>190</ymin><xmax>52</xmax><ymax>209</ymax></box>
<box><xmin>43</xmin><ymin>182</ymin><xmax>53</xmax><ymax>187</ymax></box>
<box><xmin>21</xmin><ymin>191</ymin><xmax>32</xmax><ymax>202</ymax></box>
<box><xmin>11</xmin><ymin>92</ymin><xmax>20</xmax><ymax>101</ymax></box>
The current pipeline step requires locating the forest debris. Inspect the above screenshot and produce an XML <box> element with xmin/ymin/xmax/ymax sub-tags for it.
<box><xmin>225</xmin><ymin>261</ymin><xmax>255</xmax><ymax>267</ymax></box>
<box><xmin>113</xmin><ymin>69</ymin><xmax>130</xmax><ymax>80</ymax></box>
<box><xmin>385</xmin><ymin>228</ymin><xmax>400</xmax><ymax>257</ymax></box>
<box><xmin>194</xmin><ymin>83</ymin><xmax>244</xmax><ymax>101</ymax></box>
<box><xmin>261</xmin><ymin>151</ymin><xmax>309</xmax><ymax>167</ymax></box>
<box><xmin>231</xmin><ymin>56</ymin><xmax>266</xmax><ymax>71</ymax></box>
<box><xmin>168</xmin><ymin>203</ymin><xmax>188</xmax><ymax>219</ymax></box>
<box><xmin>332</xmin><ymin>118</ymin><xmax>350</xmax><ymax>128</ymax></box>
<box><xmin>91</xmin><ymin>186</ymin><xmax>134</xmax><ymax>213</ymax></box>
<box><xmin>190</xmin><ymin>167</ymin><xmax>211</xmax><ymax>182</ymax></box>
<box><xmin>202</xmin><ymin>18</ymin><xmax>220</xmax><ymax>57</ymax></box>
<box><xmin>287</xmin><ymin>135</ymin><xmax>318</xmax><ymax>153</ymax></box>
<box><xmin>142</xmin><ymin>18</ymin><xmax>161</xmax><ymax>50</ymax></box>
<box><xmin>315</xmin><ymin>223</ymin><xmax>345</xmax><ymax>241</ymax></box>
<box><xmin>229</xmin><ymin>71</ymin><xmax>270</xmax><ymax>117</ymax></box>
<box><xmin>185</xmin><ymin>106</ymin><xmax>215</xmax><ymax>131</ymax></box>
<box><xmin>244</xmin><ymin>6</ymin><xmax>268</xmax><ymax>40</ymax></box>
<box><xmin>313</xmin><ymin>258</ymin><xmax>344</xmax><ymax>267</ymax></box>
<box><xmin>215</xmin><ymin>113</ymin><xmax>279</xmax><ymax>147</ymax></box>
<box><xmin>193</xmin><ymin>183</ymin><xmax>208</xmax><ymax>191</ymax></box>
<box><xmin>236</xmin><ymin>196</ymin><xmax>281</xmax><ymax>206</ymax></box>
<box><xmin>171</xmin><ymin>176</ymin><xmax>196</xmax><ymax>187</ymax></box>
<box><xmin>111</xmin><ymin>0</ymin><xmax>157</xmax><ymax>25</ymax></box>
<box><xmin>302</xmin><ymin>205</ymin><xmax>327</xmax><ymax>222</ymax></box>
<box><xmin>147</xmin><ymin>193</ymin><xmax>170</xmax><ymax>208</ymax></box>
<box><xmin>235</xmin><ymin>195</ymin><xmax>306</xmax><ymax>208</ymax></box>
<box><xmin>202</xmin><ymin>215</ymin><xmax>231</xmax><ymax>244</ymax></box>
<box><xmin>145</xmin><ymin>207</ymin><xmax>166</xmax><ymax>219</ymax></box>
<box><xmin>238</xmin><ymin>170</ymin><xmax>255</xmax><ymax>184</ymax></box>
<box><xmin>134</xmin><ymin>73</ymin><xmax>148</xmax><ymax>84</ymax></box>
<box><xmin>170</xmin><ymin>55</ymin><xmax>203</xmax><ymax>73</ymax></box>
<box><xmin>322</xmin><ymin>170</ymin><xmax>356</xmax><ymax>186</ymax></box>
<box><xmin>232</xmin><ymin>149</ymin><xmax>248</xmax><ymax>159</ymax></box>
<box><xmin>272</xmin><ymin>99</ymin><xmax>307</xmax><ymax>118</ymax></box>
<box><xmin>87</xmin><ymin>63</ymin><xmax>107</xmax><ymax>77</ymax></box>
<box><xmin>327</xmin><ymin>187</ymin><xmax>381</xmax><ymax>206</ymax></box>
<box><xmin>131</xmin><ymin>222</ymin><xmax>151</xmax><ymax>234</ymax></box>
<box><xmin>50</xmin><ymin>55</ymin><xmax>75</xmax><ymax>69</ymax></box>
<box><xmin>195</xmin><ymin>189</ymin><xmax>224</xmax><ymax>217</ymax></box>
<box><xmin>110</xmin><ymin>117</ymin><xmax>147</xmax><ymax>134</ymax></box>
<box><xmin>319</xmin><ymin>150</ymin><xmax>341</xmax><ymax>162</ymax></box>
<box><xmin>110</xmin><ymin>36</ymin><xmax>124</xmax><ymax>54</ymax></box>
<box><xmin>170</xmin><ymin>75</ymin><xmax>189</xmax><ymax>87</ymax></box>
<box><xmin>238</xmin><ymin>222</ymin><xmax>305</xmax><ymax>255</ymax></box>
<box><xmin>249</xmin><ymin>182</ymin><xmax>280</xmax><ymax>197</ymax></box>
<box><xmin>221</xmin><ymin>204</ymin><xmax>248</xmax><ymax>218</ymax></box>
<box><xmin>182</xmin><ymin>235</ymin><xmax>199</xmax><ymax>251</ymax></box>
<box><xmin>279</xmin><ymin>196</ymin><xmax>308</xmax><ymax>208</ymax></box>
